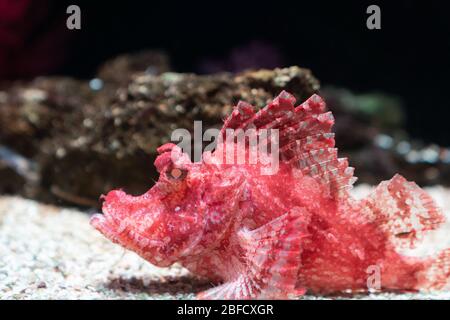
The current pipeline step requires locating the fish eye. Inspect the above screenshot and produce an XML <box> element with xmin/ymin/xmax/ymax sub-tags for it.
<box><xmin>166</xmin><ymin>167</ymin><xmax>187</xmax><ymax>180</ymax></box>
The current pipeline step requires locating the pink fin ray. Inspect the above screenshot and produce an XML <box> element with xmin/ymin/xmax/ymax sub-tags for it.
<box><xmin>220</xmin><ymin>90</ymin><xmax>297</xmax><ymax>138</ymax></box>
<box><xmin>280</xmin><ymin>133</ymin><xmax>335</xmax><ymax>160</ymax></box>
<box><xmin>251</xmin><ymin>91</ymin><xmax>297</xmax><ymax>128</ymax></box>
<box><xmin>276</xmin><ymin>112</ymin><xmax>334</xmax><ymax>150</ymax></box>
<box><xmin>292</xmin><ymin>148</ymin><xmax>357</xmax><ymax>196</ymax></box>
<box><xmin>220</xmin><ymin>91</ymin><xmax>322</xmax><ymax>136</ymax></box>
<box><xmin>220</xmin><ymin>100</ymin><xmax>256</xmax><ymax>135</ymax></box>
<box><xmin>197</xmin><ymin>207</ymin><xmax>310</xmax><ymax>300</ymax></box>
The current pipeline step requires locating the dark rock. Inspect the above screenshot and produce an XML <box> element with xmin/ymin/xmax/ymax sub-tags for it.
<box><xmin>322</xmin><ymin>87</ymin><xmax>450</xmax><ymax>187</ymax></box>
<box><xmin>97</xmin><ymin>50</ymin><xmax>171</xmax><ymax>84</ymax></box>
<box><xmin>0</xmin><ymin>63</ymin><xmax>319</xmax><ymax>207</ymax></box>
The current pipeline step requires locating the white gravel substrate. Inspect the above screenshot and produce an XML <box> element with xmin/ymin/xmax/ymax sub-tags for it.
<box><xmin>1</xmin><ymin>185</ymin><xmax>450</xmax><ymax>300</ymax></box>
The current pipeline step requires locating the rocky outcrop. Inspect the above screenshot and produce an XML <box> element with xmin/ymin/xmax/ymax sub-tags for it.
<box><xmin>0</xmin><ymin>60</ymin><xmax>319</xmax><ymax>206</ymax></box>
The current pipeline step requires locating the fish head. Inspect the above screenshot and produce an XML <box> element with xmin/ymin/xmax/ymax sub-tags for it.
<box><xmin>90</xmin><ymin>143</ymin><xmax>243</xmax><ymax>267</ymax></box>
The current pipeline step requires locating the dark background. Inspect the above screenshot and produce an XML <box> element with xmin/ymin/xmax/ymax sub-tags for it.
<box><xmin>1</xmin><ymin>0</ymin><xmax>449</xmax><ymax>145</ymax></box>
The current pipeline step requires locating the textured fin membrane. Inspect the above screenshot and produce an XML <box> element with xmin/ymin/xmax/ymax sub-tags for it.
<box><xmin>361</xmin><ymin>174</ymin><xmax>446</xmax><ymax>250</ymax></box>
<box><xmin>418</xmin><ymin>248</ymin><xmax>450</xmax><ymax>291</ymax></box>
<box><xmin>219</xmin><ymin>92</ymin><xmax>356</xmax><ymax>198</ymax></box>
<box><xmin>197</xmin><ymin>207</ymin><xmax>310</xmax><ymax>299</ymax></box>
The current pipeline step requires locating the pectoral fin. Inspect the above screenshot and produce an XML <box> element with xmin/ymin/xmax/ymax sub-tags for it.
<box><xmin>197</xmin><ymin>207</ymin><xmax>310</xmax><ymax>300</ymax></box>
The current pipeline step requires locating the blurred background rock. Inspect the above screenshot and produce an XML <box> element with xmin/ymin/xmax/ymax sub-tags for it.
<box><xmin>0</xmin><ymin>0</ymin><xmax>449</xmax><ymax>207</ymax></box>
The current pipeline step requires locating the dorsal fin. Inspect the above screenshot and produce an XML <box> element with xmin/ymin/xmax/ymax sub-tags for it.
<box><xmin>220</xmin><ymin>100</ymin><xmax>255</xmax><ymax>135</ymax></box>
<box><xmin>218</xmin><ymin>91</ymin><xmax>357</xmax><ymax>197</ymax></box>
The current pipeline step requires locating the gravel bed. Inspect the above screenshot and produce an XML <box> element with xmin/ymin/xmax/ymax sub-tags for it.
<box><xmin>1</xmin><ymin>185</ymin><xmax>449</xmax><ymax>300</ymax></box>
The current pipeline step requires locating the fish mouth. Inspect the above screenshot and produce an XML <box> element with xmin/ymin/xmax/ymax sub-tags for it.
<box><xmin>90</xmin><ymin>213</ymin><xmax>121</xmax><ymax>243</ymax></box>
<box><xmin>90</xmin><ymin>188</ymin><xmax>165</xmax><ymax>249</ymax></box>
<box><xmin>90</xmin><ymin>212</ymin><xmax>164</xmax><ymax>249</ymax></box>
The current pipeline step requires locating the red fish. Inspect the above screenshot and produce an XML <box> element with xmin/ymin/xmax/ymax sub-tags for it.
<box><xmin>91</xmin><ymin>91</ymin><xmax>450</xmax><ymax>299</ymax></box>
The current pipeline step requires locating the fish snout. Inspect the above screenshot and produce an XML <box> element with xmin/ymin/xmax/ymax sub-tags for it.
<box><xmin>90</xmin><ymin>213</ymin><xmax>120</xmax><ymax>242</ymax></box>
<box><xmin>93</xmin><ymin>189</ymin><xmax>167</xmax><ymax>248</ymax></box>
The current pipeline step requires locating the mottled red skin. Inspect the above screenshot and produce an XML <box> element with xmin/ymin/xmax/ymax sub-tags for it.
<box><xmin>91</xmin><ymin>92</ymin><xmax>449</xmax><ymax>299</ymax></box>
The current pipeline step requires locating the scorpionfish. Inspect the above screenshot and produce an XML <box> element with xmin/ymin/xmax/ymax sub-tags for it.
<box><xmin>91</xmin><ymin>91</ymin><xmax>450</xmax><ymax>299</ymax></box>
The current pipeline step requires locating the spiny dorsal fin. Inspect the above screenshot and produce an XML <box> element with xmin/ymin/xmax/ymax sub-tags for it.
<box><xmin>218</xmin><ymin>91</ymin><xmax>357</xmax><ymax>197</ymax></box>
<box><xmin>220</xmin><ymin>100</ymin><xmax>255</xmax><ymax>135</ymax></box>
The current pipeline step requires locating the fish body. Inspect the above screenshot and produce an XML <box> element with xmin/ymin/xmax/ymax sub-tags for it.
<box><xmin>91</xmin><ymin>91</ymin><xmax>450</xmax><ymax>299</ymax></box>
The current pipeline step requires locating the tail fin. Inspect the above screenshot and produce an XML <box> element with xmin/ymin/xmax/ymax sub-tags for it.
<box><xmin>361</xmin><ymin>174</ymin><xmax>450</xmax><ymax>291</ymax></box>
<box><xmin>360</xmin><ymin>174</ymin><xmax>446</xmax><ymax>251</ymax></box>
